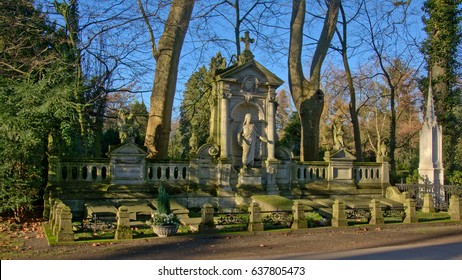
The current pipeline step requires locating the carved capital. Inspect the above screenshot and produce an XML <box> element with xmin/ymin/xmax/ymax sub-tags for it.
<box><xmin>222</xmin><ymin>90</ymin><xmax>232</xmax><ymax>99</ymax></box>
<box><xmin>267</xmin><ymin>86</ymin><xmax>277</xmax><ymax>102</ymax></box>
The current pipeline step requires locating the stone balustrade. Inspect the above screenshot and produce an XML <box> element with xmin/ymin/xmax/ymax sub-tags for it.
<box><xmin>49</xmin><ymin>157</ymin><xmax>111</xmax><ymax>183</ymax></box>
<box><xmin>146</xmin><ymin>162</ymin><xmax>189</xmax><ymax>182</ymax></box>
<box><xmin>353</xmin><ymin>164</ymin><xmax>382</xmax><ymax>183</ymax></box>
<box><xmin>294</xmin><ymin>162</ymin><xmax>328</xmax><ymax>183</ymax></box>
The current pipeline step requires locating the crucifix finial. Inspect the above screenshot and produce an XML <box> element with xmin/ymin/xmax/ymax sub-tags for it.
<box><xmin>240</xmin><ymin>31</ymin><xmax>254</xmax><ymax>51</ymax></box>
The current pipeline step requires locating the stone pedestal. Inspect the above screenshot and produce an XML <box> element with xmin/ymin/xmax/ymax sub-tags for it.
<box><xmin>115</xmin><ymin>206</ymin><xmax>132</xmax><ymax>240</ymax></box>
<box><xmin>448</xmin><ymin>196</ymin><xmax>462</xmax><ymax>221</ymax></box>
<box><xmin>265</xmin><ymin>160</ymin><xmax>280</xmax><ymax>195</ymax></box>
<box><xmin>248</xmin><ymin>202</ymin><xmax>264</xmax><ymax>232</ymax></box>
<box><xmin>238</xmin><ymin>168</ymin><xmax>262</xmax><ymax>187</ymax></box>
<box><xmin>404</xmin><ymin>198</ymin><xmax>418</xmax><ymax>224</ymax></box>
<box><xmin>422</xmin><ymin>194</ymin><xmax>435</xmax><ymax>213</ymax></box>
<box><xmin>56</xmin><ymin>205</ymin><xmax>74</xmax><ymax>242</ymax></box>
<box><xmin>332</xmin><ymin>200</ymin><xmax>348</xmax><ymax>227</ymax></box>
<box><xmin>369</xmin><ymin>199</ymin><xmax>384</xmax><ymax>225</ymax></box>
<box><xmin>291</xmin><ymin>201</ymin><xmax>307</xmax><ymax>229</ymax></box>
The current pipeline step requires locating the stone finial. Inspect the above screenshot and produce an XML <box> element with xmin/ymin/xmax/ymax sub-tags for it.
<box><xmin>115</xmin><ymin>206</ymin><xmax>132</xmax><ymax>240</ymax></box>
<box><xmin>448</xmin><ymin>196</ymin><xmax>462</xmax><ymax>221</ymax></box>
<box><xmin>201</xmin><ymin>203</ymin><xmax>215</xmax><ymax>226</ymax></box>
<box><xmin>248</xmin><ymin>202</ymin><xmax>264</xmax><ymax>232</ymax></box>
<box><xmin>422</xmin><ymin>194</ymin><xmax>435</xmax><ymax>213</ymax></box>
<box><xmin>56</xmin><ymin>205</ymin><xmax>74</xmax><ymax>242</ymax></box>
<box><xmin>332</xmin><ymin>199</ymin><xmax>348</xmax><ymax>227</ymax></box>
<box><xmin>238</xmin><ymin>31</ymin><xmax>255</xmax><ymax>64</ymax></box>
<box><xmin>369</xmin><ymin>199</ymin><xmax>384</xmax><ymax>225</ymax></box>
<box><xmin>240</xmin><ymin>31</ymin><xmax>254</xmax><ymax>51</ymax></box>
<box><xmin>291</xmin><ymin>201</ymin><xmax>307</xmax><ymax>229</ymax></box>
<box><xmin>403</xmin><ymin>198</ymin><xmax>418</xmax><ymax>224</ymax></box>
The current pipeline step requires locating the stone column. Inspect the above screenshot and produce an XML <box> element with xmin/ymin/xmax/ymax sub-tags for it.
<box><xmin>56</xmin><ymin>205</ymin><xmax>74</xmax><ymax>242</ymax></box>
<box><xmin>115</xmin><ymin>206</ymin><xmax>132</xmax><ymax>240</ymax></box>
<box><xmin>220</xmin><ymin>90</ymin><xmax>232</xmax><ymax>160</ymax></box>
<box><xmin>266</xmin><ymin>86</ymin><xmax>276</xmax><ymax>160</ymax></box>
<box><xmin>422</xmin><ymin>193</ymin><xmax>435</xmax><ymax>213</ymax></box>
<box><xmin>332</xmin><ymin>200</ymin><xmax>348</xmax><ymax>227</ymax></box>
<box><xmin>291</xmin><ymin>201</ymin><xmax>307</xmax><ymax>229</ymax></box>
<box><xmin>369</xmin><ymin>199</ymin><xmax>384</xmax><ymax>225</ymax></box>
<box><xmin>200</xmin><ymin>203</ymin><xmax>215</xmax><ymax>228</ymax></box>
<box><xmin>248</xmin><ymin>202</ymin><xmax>264</xmax><ymax>232</ymax></box>
<box><xmin>403</xmin><ymin>198</ymin><xmax>418</xmax><ymax>223</ymax></box>
<box><xmin>448</xmin><ymin>196</ymin><xmax>462</xmax><ymax>221</ymax></box>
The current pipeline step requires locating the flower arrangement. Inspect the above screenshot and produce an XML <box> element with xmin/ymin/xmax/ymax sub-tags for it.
<box><xmin>149</xmin><ymin>184</ymin><xmax>180</xmax><ymax>237</ymax></box>
<box><xmin>150</xmin><ymin>212</ymin><xmax>180</xmax><ymax>226</ymax></box>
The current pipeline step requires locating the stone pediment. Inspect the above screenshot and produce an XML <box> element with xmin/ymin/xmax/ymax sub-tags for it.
<box><xmin>217</xmin><ymin>60</ymin><xmax>283</xmax><ymax>87</ymax></box>
<box><xmin>109</xmin><ymin>142</ymin><xmax>147</xmax><ymax>157</ymax></box>
<box><xmin>328</xmin><ymin>149</ymin><xmax>356</xmax><ymax>161</ymax></box>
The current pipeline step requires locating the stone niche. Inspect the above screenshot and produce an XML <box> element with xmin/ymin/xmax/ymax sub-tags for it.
<box><xmin>209</xmin><ymin>59</ymin><xmax>284</xmax><ymax>170</ymax></box>
<box><xmin>108</xmin><ymin>141</ymin><xmax>147</xmax><ymax>184</ymax></box>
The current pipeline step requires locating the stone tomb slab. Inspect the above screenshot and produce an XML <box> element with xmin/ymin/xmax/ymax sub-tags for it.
<box><xmin>84</xmin><ymin>202</ymin><xmax>117</xmax><ymax>221</ymax></box>
<box><xmin>122</xmin><ymin>202</ymin><xmax>153</xmax><ymax>221</ymax></box>
<box><xmin>150</xmin><ymin>199</ymin><xmax>190</xmax><ymax>218</ymax></box>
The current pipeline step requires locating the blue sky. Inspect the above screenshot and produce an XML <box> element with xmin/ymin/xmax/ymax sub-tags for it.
<box><xmin>39</xmin><ymin>0</ymin><xmax>429</xmax><ymax>119</ymax></box>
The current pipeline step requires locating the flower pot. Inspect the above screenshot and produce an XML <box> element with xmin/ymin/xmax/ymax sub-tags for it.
<box><xmin>152</xmin><ymin>224</ymin><xmax>179</xmax><ymax>237</ymax></box>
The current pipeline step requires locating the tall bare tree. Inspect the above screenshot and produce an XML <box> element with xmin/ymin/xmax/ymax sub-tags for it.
<box><xmin>139</xmin><ymin>0</ymin><xmax>195</xmax><ymax>159</ymax></box>
<box><xmin>333</xmin><ymin>1</ymin><xmax>364</xmax><ymax>161</ymax></box>
<box><xmin>288</xmin><ymin>0</ymin><xmax>340</xmax><ymax>161</ymax></box>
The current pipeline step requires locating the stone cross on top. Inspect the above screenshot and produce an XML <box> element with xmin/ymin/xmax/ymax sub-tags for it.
<box><xmin>240</xmin><ymin>31</ymin><xmax>254</xmax><ymax>51</ymax></box>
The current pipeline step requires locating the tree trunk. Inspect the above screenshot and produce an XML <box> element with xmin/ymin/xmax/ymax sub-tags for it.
<box><xmin>144</xmin><ymin>0</ymin><xmax>195</xmax><ymax>159</ymax></box>
<box><xmin>288</xmin><ymin>0</ymin><xmax>340</xmax><ymax>161</ymax></box>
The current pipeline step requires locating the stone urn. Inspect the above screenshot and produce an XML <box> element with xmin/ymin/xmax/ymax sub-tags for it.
<box><xmin>152</xmin><ymin>224</ymin><xmax>179</xmax><ymax>237</ymax></box>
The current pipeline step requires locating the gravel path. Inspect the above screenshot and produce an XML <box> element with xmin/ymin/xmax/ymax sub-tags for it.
<box><xmin>4</xmin><ymin>221</ymin><xmax>461</xmax><ymax>260</ymax></box>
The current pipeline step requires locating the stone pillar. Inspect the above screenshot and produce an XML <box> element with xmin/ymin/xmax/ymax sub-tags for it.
<box><xmin>201</xmin><ymin>203</ymin><xmax>215</xmax><ymax>227</ymax></box>
<box><xmin>50</xmin><ymin>200</ymin><xmax>59</xmax><ymax>229</ymax></box>
<box><xmin>56</xmin><ymin>205</ymin><xmax>74</xmax><ymax>242</ymax></box>
<box><xmin>220</xmin><ymin>91</ymin><xmax>231</xmax><ymax>159</ymax></box>
<box><xmin>291</xmin><ymin>201</ymin><xmax>307</xmax><ymax>229</ymax></box>
<box><xmin>422</xmin><ymin>193</ymin><xmax>435</xmax><ymax>213</ymax></box>
<box><xmin>115</xmin><ymin>206</ymin><xmax>132</xmax><ymax>240</ymax></box>
<box><xmin>448</xmin><ymin>196</ymin><xmax>462</xmax><ymax>221</ymax></box>
<box><xmin>266</xmin><ymin>87</ymin><xmax>276</xmax><ymax>160</ymax></box>
<box><xmin>369</xmin><ymin>199</ymin><xmax>384</xmax><ymax>225</ymax></box>
<box><xmin>331</xmin><ymin>200</ymin><xmax>348</xmax><ymax>227</ymax></box>
<box><xmin>53</xmin><ymin>203</ymin><xmax>65</xmax><ymax>236</ymax></box>
<box><xmin>403</xmin><ymin>198</ymin><xmax>418</xmax><ymax>224</ymax></box>
<box><xmin>248</xmin><ymin>202</ymin><xmax>264</xmax><ymax>232</ymax></box>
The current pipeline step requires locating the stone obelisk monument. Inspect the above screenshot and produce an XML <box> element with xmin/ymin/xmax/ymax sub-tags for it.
<box><xmin>418</xmin><ymin>75</ymin><xmax>444</xmax><ymax>186</ymax></box>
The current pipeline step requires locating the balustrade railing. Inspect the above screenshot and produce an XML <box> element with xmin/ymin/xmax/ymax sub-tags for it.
<box><xmin>146</xmin><ymin>162</ymin><xmax>190</xmax><ymax>182</ymax></box>
<box><xmin>295</xmin><ymin>163</ymin><xmax>327</xmax><ymax>182</ymax></box>
<box><xmin>56</xmin><ymin>159</ymin><xmax>110</xmax><ymax>183</ymax></box>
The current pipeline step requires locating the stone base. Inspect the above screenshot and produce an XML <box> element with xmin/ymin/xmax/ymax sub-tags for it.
<box><xmin>115</xmin><ymin>228</ymin><xmax>133</xmax><ymax>240</ymax></box>
<box><xmin>331</xmin><ymin>218</ymin><xmax>348</xmax><ymax>227</ymax></box>
<box><xmin>291</xmin><ymin>220</ymin><xmax>307</xmax><ymax>229</ymax></box>
<box><xmin>238</xmin><ymin>168</ymin><xmax>262</xmax><ymax>186</ymax></box>
<box><xmin>248</xmin><ymin>222</ymin><xmax>264</xmax><ymax>232</ymax></box>
<box><xmin>369</xmin><ymin>218</ymin><xmax>384</xmax><ymax>225</ymax></box>
<box><xmin>56</xmin><ymin>232</ymin><xmax>74</xmax><ymax>242</ymax></box>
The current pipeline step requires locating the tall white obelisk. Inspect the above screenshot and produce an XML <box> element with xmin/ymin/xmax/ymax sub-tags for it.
<box><xmin>418</xmin><ymin>76</ymin><xmax>444</xmax><ymax>186</ymax></box>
